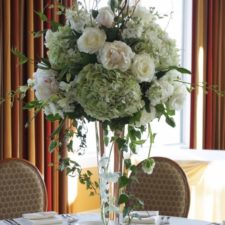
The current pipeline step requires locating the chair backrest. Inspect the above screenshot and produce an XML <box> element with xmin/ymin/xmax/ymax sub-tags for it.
<box><xmin>126</xmin><ymin>157</ymin><xmax>190</xmax><ymax>217</ymax></box>
<box><xmin>0</xmin><ymin>158</ymin><xmax>47</xmax><ymax>219</ymax></box>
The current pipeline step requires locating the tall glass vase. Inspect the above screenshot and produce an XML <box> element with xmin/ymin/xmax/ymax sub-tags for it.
<box><xmin>95</xmin><ymin>122</ymin><xmax>123</xmax><ymax>225</ymax></box>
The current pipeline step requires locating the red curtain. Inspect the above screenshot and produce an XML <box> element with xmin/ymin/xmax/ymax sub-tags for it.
<box><xmin>0</xmin><ymin>0</ymin><xmax>72</xmax><ymax>213</ymax></box>
<box><xmin>190</xmin><ymin>0</ymin><xmax>225</xmax><ymax>149</ymax></box>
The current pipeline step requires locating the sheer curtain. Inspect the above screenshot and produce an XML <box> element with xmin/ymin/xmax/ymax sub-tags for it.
<box><xmin>0</xmin><ymin>0</ymin><xmax>73</xmax><ymax>213</ymax></box>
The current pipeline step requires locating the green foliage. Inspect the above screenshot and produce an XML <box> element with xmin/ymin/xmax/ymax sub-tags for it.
<box><xmin>103</xmin><ymin>27</ymin><xmax>121</xmax><ymax>41</ymax></box>
<box><xmin>23</xmin><ymin>100</ymin><xmax>43</xmax><ymax>109</ymax></box>
<box><xmin>49</xmin><ymin>140</ymin><xmax>58</xmax><ymax>153</ymax></box>
<box><xmin>119</xmin><ymin>175</ymin><xmax>130</xmax><ymax>188</ymax></box>
<box><xmin>51</xmin><ymin>119</ymin><xmax>65</xmax><ymax>137</ymax></box>
<box><xmin>155</xmin><ymin>104</ymin><xmax>176</xmax><ymax>127</ymax></box>
<box><xmin>109</xmin><ymin>0</ymin><xmax>118</xmax><ymax>13</ymax></box>
<box><xmin>79</xmin><ymin>170</ymin><xmax>99</xmax><ymax>195</ymax></box>
<box><xmin>92</xmin><ymin>10</ymin><xmax>98</xmax><ymax>18</ymax></box>
<box><xmin>11</xmin><ymin>48</ymin><xmax>29</xmax><ymax>65</ymax></box>
<box><xmin>46</xmin><ymin>114</ymin><xmax>62</xmax><ymax>121</ymax></box>
<box><xmin>118</xmin><ymin>193</ymin><xmax>129</xmax><ymax>205</ymax></box>
<box><xmin>32</xmin><ymin>30</ymin><xmax>47</xmax><ymax>38</ymax></box>
<box><xmin>156</xmin><ymin>66</ymin><xmax>191</xmax><ymax>80</ymax></box>
<box><xmin>34</xmin><ymin>10</ymin><xmax>48</xmax><ymax>21</ymax></box>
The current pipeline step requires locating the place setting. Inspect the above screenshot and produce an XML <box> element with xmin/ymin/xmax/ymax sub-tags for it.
<box><xmin>0</xmin><ymin>212</ymin><xmax>78</xmax><ymax>225</ymax></box>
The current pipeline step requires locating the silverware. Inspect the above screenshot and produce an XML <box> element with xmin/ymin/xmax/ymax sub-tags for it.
<box><xmin>160</xmin><ymin>216</ymin><xmax>171</xmax><ymax>225</ymax></box>
<box><xmin>4</xmin><ymin>219</ymin><xmax>20</xmax><ymax>225</ymax></box>
<box><xmin>3</xmin><ymin>220</ymin><xmax>12</xmax><ymax>225</ymax></box>
<box><xmin>207</xmin><ymin>223</ymin><xmax>220</xmax><ymax>225</ymax></box>
<box><xmin>160</xmin><ymin>216</ymin><xmax>165</xmax><ymax>225</ymax></box>
<box><xmin>62</xmin><ymin>214</ymin><xmax>78</xmax><ymax>224</ymax></box>
<box><xmin>164</xmin><ymin>216</ymin><xmax>170</xmax><ymax>224</ymax></box>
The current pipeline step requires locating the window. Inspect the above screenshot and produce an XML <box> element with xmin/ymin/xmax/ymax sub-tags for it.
<box><xmin>138</xmin><ymin>0</ymin><xmax>192</xmax><ymax>149</ymax></box>
<box><xmin>73</xmin><ymin>0</ymin><xmax>193</xmax><ymax>166</ymax></box>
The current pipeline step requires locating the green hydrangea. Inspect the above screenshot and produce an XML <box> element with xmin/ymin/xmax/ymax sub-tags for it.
<box><xmin>45</xmin><ymin>26</ymin><xmax>83</xmax><ymax>69</ymax></box>
<box><xmin>75</xmin><ymin>64</ymin><xmax>144</xmax><ymax>121</ymax></box>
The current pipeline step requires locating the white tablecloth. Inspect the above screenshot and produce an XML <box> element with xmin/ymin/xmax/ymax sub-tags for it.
<box><xmin>0</xmin><ymin>213</ymin><xmax>212</xmax><ymax>225</ymax></box>
<box><xmin>76</xmin><ymin>213</ymin><xmax>211</xmax><ymax>225</ymax></box>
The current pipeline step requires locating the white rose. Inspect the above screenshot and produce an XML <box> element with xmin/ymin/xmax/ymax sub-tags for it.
<box><xmin>147</xmin><ymin>80</ymin><xmax>174</xmax><ymax>106</ymax></box>
<box><xmin>131</xmin><ymin>53</ymin><xmax>155</xmax><ymax>82</ymax></box>
<box><xmin>98</xmin><ymin>41</ymin><xmax>135</xmax><ymax>72</ymax></box>
<box><xmin>77</xmin><ymin>27</ymin><xmax>106</xmax><ymax>54</ymax></box>
<box><xmin>33</xmin><ymin>68</ymin><xmax>59</xmax><ymax>101</ymax></box>
<box><xmin>134</xmin><ymin>107</ymin><xmax>156</xmax><ymax>127</ymax></box>
<box><xmin>167</xmin><ymin>84</ymin><xmax>187</xmax><ymax>110</ymax></box>
<box><xmin>96</xmin><ymin>7</ymin><xmax>114</xmax><ymax>28</ymax></box>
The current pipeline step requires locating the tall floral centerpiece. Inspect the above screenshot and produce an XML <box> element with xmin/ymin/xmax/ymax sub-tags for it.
<box><xmin>19</xmin><ymin>0</ymin><xmax>190</xmax><ymax>224</ymax></box>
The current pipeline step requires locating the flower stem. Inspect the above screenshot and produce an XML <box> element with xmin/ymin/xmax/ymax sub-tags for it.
<box><xmin>106</xmin><ymin>141</ymin><xmax>114</xmax><ymax>171</ymax></box>
<box><xmin>147</xmin><ymin>123</ymin><xmax>153</xmax><ymax>158</ymax></box>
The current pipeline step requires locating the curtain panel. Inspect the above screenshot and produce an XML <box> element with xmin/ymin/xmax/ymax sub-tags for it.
<box><xmin>190</xmin><ymin>0</ymin><xmax>225</xmax><ymax>150</ymax></box>
<box><xmin>0</xmin><ymin>0</ymin><xmax>73</xmax><ymax>213</ymax></box>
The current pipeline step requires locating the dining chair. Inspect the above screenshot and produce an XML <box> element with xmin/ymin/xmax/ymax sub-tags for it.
<box><xmin>126</xmin><ymin>156</ymin><xmax>190</xmax><ymax>217</ymax></box>
<box><xmin>0</xmin><ymin>158</ymin><xmax>47</xmax><ymax>219</ymax></box>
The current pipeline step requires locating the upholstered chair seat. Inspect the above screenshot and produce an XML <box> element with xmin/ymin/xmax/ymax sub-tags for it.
<box><xmin>126</xmin><ymin>157</ymin><xmax>190</xmax><ymax>217</ymax></box>
<box><xmin>0</xmin><ymin>158</ymin><xmax>47</xmax><ymax>219</ymax></box>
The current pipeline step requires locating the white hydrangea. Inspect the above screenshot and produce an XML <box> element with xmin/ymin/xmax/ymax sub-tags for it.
<box><xmin>134</xmin><ymin>107</ymin><xmax>156</xmax><ymax>127</ymax></box>
<box><xmin>77</xmin><ymin>27</ymin><xmax>106</xmax><ymax>54</ymax></box>
<box><xmin>58</xmin><ymin>80</ymin><xmax>77</xmax><ymax>113</ymax></box>
<box><xmin>135</xmin><ymin>22</ymin><xmax>179</xmax><ymax>69</ymax></box>
<box><xmin>65</xmin><ymin>9</ymin><xmax>91</xmax><ymax>32</ymax></box>
<box><xmin>98</xmin><ymin>41</ymin><xmax>135</xmax><ymax>72</ymax></box>
<box><xmin>131</xmin><ymin>53</ymin><xmax>155</xmax><ymax>82</ymax></box>
<box><xmin>122</xmin><ymin>19</ymin><xmax>144</xmax><ymax>39</ymax></box>
<box><xmin>33</xmin><ymin>68</ymin><xmax>59</xmax><ymax>101</ymax></box>
<box><xmin>133</xmin><ymin>6</ymin><xmax>154</xmax><ymax>24</ymax></box>
<box><xmin>146</xmin><ymin>79</ymin><xmax>174</xmax><ymax>106</ymax></box>
<box><xmin>96</xmin><ymin>7</ymin><xmax>114</xmax><ymax>28</ymax></box>
<box><xmin>161</xmin><ymin>69</ymin><xmax>182</xmax><ymax>86</ymax></box>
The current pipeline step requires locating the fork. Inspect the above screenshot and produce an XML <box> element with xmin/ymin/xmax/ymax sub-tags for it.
<box><xmin>4</xmin><ymin>219</ymin><xmax>20</xmax><ymax>225</ymax></box>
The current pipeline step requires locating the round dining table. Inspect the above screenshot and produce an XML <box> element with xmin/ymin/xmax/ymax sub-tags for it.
<box><xmin>75</xmin><ymin>213</ymin><xmax>215</xmax><ymax>225</ymax></box>
<box><xmin>0</xmin><ymin>213</ymin><xmax>218</xmax><ymax>225</ymax></box>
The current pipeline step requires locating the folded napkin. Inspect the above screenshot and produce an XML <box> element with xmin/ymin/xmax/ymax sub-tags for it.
<box><xmin>22</xmin><ymin>211</ymin><xmax>58</xmax><ymax>220</ymax></box>
<box><xmin>123</xmin><ymin>211</ymin><xmax>159</xmax><ymax>224</ymax></box>
<box><xmin>21</xmin><ymin>212</ymin><xmax>63</xmax><ymax>225</ymax></box>
<box><xmin>26</xmin><ymin>217</ymin><xmax>63</xmax><ymax>225</ymax></box>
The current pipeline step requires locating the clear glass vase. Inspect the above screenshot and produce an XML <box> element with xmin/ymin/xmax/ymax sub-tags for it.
<box><xmin>95</xmin><ymin>122</ymin><xmax>123</xmax><ymax>225</ymax></box>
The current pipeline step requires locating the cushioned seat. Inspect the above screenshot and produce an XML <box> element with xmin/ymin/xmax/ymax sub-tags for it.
<box><xmin>126</xmin><ymin>157</ymin><xmax>190</xmax><ymax>217</ymax></box>
<box><xmin>0</xmin><ymin>158</ymin><xmax>47</xmax><ymax>219</ymax></box>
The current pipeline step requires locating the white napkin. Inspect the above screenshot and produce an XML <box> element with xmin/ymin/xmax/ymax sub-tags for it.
<box><xmin>21</xmin><ymin>212</ymin><xmax>63</xmax><ymax>225</ymax></box>
<box><xmin>22</xmin><ymin>211</ymin><xmax>58</xmax><ymax>220</ymax></box>
<box><xmin>26</xmin><ymin>217</ymin><xmax>63</xmax><ymax>225</ymax></box>
<box><xmin>124</xmin><ymin>211</ymin><xmax>159</xmax><ymax>224</ymax></box>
